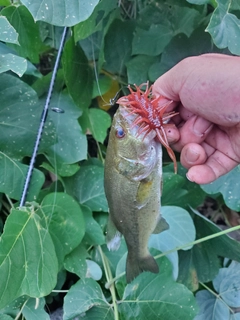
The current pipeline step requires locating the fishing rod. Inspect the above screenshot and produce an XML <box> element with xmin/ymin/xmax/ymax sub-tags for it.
<box><xmin>19</xmin><ymin>26</ymin><xmax>68</xmax><ymax>207</ymax></box>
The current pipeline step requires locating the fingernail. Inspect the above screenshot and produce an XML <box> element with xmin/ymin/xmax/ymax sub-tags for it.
<box><xmin>186</xmin><ymin>149</ymin><xmax>200</xmax><ymax>163</ymax></box>
<box><xmin>186</xmin><ymin>172</ymin><xmax>194</xmax><ymax>182</ymax></box>
<box><xmin>193</xmin><ymin>116</ymin><xmax>213</xmax><ymax>137</ymax></box>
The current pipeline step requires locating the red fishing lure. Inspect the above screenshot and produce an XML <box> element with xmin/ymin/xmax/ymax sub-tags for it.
<box><xmin>117</xmin><ymin>82</ymin><xmax>178</xmax><ymax>173</ymax></box>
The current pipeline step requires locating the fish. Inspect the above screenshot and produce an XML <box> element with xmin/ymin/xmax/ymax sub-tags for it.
<box><xmin>104</xmin><ymin>105</ymin><xmax>169</xmax><ymax>283</ymax></box>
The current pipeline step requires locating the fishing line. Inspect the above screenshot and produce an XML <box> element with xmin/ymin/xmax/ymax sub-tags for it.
<box><xmin>19</xmin><ymin>26</ymin><xmax>68</xmax><ymax>207</ymax></box>
<box><xmin>90</xmin><ymin>35</ymin><xmax>125</xmax><ymax>107</ymax></box>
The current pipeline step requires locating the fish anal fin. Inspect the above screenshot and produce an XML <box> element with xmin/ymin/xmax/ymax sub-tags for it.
<box><xmin>126</xmin><ymin>252</ymin><xmax>159</xmax><ymax>283</ymax></box>
<box><xmin>106</xmin><ymin>215</ymin><xmax>122</xmax><ymax>251</ymax></box>
<box><xmin>153</xmin><ymin>216</ymin><xmax>169</xmax><ymax>234</ymax></box>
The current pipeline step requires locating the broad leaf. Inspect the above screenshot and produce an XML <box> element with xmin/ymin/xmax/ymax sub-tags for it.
<box><xmin>22</xmin><ymin>298</ymin><xmax>50</xmax><ymax>320</ymax></box>
<box><xmin>178</xmin><ymin>209</ymin><xmax>240</xmax><ymax>289</ymax></box>
<box><xmin>149</xmin><ymin>27</ymin><xmax>217</xmax><ymax>81</ymax></box>
<box><xmin>0</xmin><ymin>53</ymin><xmax>27</xmax><ymax>76</ymax></box>
<box><xmin>0</xmin><ymin>16</ymin><xmax>18</xmax><ymax>43</ymax></box>
<box><xmin>64</xmin><ymin>164</ymin><xmax>108</xmax><ymax>212</ymax></box>
<box><xmin>201</xmin><ymin>166</ymin><xmax>240</xmax><ymax>211</ymax></box>
<box><xmin>46</xmin><ymin>92</ymin><xmax>88</xmax><ymax>166</ymax></box>
<box><xmin>0</xmin><ymin>207</ymin><xmax>58</xmax><ymax>309</ymax></box>
<box><xmin>0</xmin><ymin>73</ymin><xmax>56</xmax><ymax>158</ymax></box>
<box><xmin>126</xmin><ymin>55</ymin><xmax>157</xmax><ymax>85</ymax></box>
<box><xmin>0</xmin><ymin>315</ymin><xmax>14</xmax><ymax>320</ymax></box>
<box><xmin>149</xmin><ymin>206</ymin><xmax>196</xmax><ymax>279</ymax></box>
<box><xmin>132</xmin><ymin>24</ymin><xmax>173</xmax><ymax>56</ymax></box>
<box><xmin>74</xmin><ymin>0</ymin><xmax>117</xmax><ymax>41</ymax></box>
<box><xmin>64</xmin><ymin>243</ymin><xmax>88</xmax><ymax>278</ymax></box>
<box><xmin>62</xmin><ymin>37</ymin><xmax>93</xmax><ymax>110</ymax></box>
<box><xmin>213</xmin><ymin>261</ymin><xmax>240</xmax><ymax>307</ymax></box>
<box><xmin>21</xmin><ymin>0</ymin><xmax>100</xmax><ymax>27</ymax></box>
<box><xmin>0</xmin><ymin>152</ymin><xmax>44</xmax><ymax>201</ymax></box>
<box><xmin>38</xmin><ymin>193</ymin><xmax>85</xmax><ymax>267</ymax></box>
<box><xmin>206</xmin><ymin>0</ymin><xmax>240</xmax><ymax>55</ymax></box>
<box><xmin>63</xmin><ymin>278</ymin><xmax>113</xmax><ymax>320</ymax></box>
<box><xmin>88</xmin><ymin>108</ymin><xmax>111</xmax><ymax>143</ymax></box>
<box><xmin>119</xmin><ymin>255</ymin><xmax>198</xmax><ymax>320</ymax></box>
<box><xmin>1</xmin><ymin>5</ymin><xmax>45</xmax><ymax>63</ymax></box>
<box><xmin>104</xmin><ymin>19</ymin><xmax>135</xmax><ymax>75</ymax></box>
<box><xmin>82</xmin><ymin>205</ymin><xmax>105</xmax><ymax>245</ymax></box>
<box><xmin>195</xmin><ymin>290</ymin><xmax>230</xmax><ymax>320</ymax></box>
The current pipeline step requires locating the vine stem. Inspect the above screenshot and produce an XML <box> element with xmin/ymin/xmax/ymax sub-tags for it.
<box><xmin>106</xmin><ymin>224</ymin><xmax>240</xmax><ymax>288</ymax></box>
<box><xmin>98</xmin><ymin>246</ymin><xmax>119</xmax><ymax>320</ymax></box>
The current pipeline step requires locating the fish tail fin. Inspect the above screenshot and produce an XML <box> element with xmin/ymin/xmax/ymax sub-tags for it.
<box><xmin>126</xmin><ymin>252</ymin><xmax>159</xmax><ymax>283</ymax></box>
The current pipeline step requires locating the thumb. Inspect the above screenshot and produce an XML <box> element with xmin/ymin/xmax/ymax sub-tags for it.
<box><xmin>152</xmin><ymin>63</ymin><xmax>184</xmax><ymax>101</ymax></box>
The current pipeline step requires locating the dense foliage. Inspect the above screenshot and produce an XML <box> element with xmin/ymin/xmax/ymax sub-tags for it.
<box><xmin>0</xmin><ymin>0</ymin><xmax>240</xmax><ymax>319</ymax></box>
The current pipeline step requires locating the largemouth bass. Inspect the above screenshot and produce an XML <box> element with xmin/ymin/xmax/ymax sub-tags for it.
<box><xmin>104</xmin><ymin>105</ymin><xmax>169</xmax><ymax>283</ymax></box>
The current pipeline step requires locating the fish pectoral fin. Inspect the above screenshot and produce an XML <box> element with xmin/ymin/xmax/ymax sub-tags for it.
<box><xmin>106</xmin><ymin>216</ymin><xmax>122</xmax><ymax>251</ymax></box>
<box><xmin>153</xmin><ymin>216</ymin><xmax>169</xmax><ymax>234</ymax></box>
<box><xmin>126</xmin><ymin>252</ymin><xmax>159</xmax><ymax>283</ymax></box>
<box><xmin>136</xmin><ymin>178</ymin><xmax>153</xmax><ymax>206</ymax></box>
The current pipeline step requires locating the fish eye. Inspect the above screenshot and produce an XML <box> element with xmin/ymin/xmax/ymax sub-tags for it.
<box><xmin>116</xmin><ymin>127</ymin><xmax>125</xmax><ymax>139</ymax></box>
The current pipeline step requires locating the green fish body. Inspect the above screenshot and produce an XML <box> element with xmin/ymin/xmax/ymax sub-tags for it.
<box><xmin>104</xmin><ymin>106</ymin><xmax>169</xmax><ymax>283</ymax></box>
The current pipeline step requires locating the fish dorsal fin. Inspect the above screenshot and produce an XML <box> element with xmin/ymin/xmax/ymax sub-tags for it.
<box><xmin>106</xmin><ymin>215</ymin><xmax>122</xmax><ymax>251</ymax></box>
<box><xmin>153</xmin><ymin>216</ymin><xmax>169</xmax><ymax>234</ymax></box>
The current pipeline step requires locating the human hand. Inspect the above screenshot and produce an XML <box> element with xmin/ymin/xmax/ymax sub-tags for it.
<box><xmin>153</xmin><ymin>53</ymin><xmax>240</xmax><ymax>184</ymax></box>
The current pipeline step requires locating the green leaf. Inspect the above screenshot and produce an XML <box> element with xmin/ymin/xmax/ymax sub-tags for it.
<box><xmin>126</xmin><ymin>55</ymin><xmax>157</xmax><ymax>85</ymax></box>
<box><xmin>86</xmin><ymin>259</ymin><xmax>102</xmax><ymax>281</ymax></box>
<box><xmin>0</xmin><ymin>207</ymin><xmax>58</xmax><ymax>309</ymax></box>
<box><xmin>0</xmin><ymin>296</ymin><xmax>26</xmax><ymax>318</ymax></box>
<box><xmin>38</xmin><ymin>193</ymin><xmax>85</xmax><ymax>267</ymax></box>
<box><xmin>213</xmin><ymin>261</ymin><xmax>240</xmax><ymax>307</ymax></box>
<box><xmin>82</xmin><ymin>205</ymin><xmax>105</xmax><ymax>245</ymax></box>
<box><xmin>88</xmin><ymin>108</ymin><xmax>111</xmax><ymax>143</ymax></box>
<box><xmin>0</xmin><ymin>73</ymin><xmax>56</xmax><ymax>159</ymax></box>
<box><xmin>0</xmin><ymin>152</ymin><xmax>44</xmax><ymax>201</ymax></box>
<box><xmin>149</xmin><ymin>206</ymin><xmax>196</xmax><ymax>279</ymax></box>
<box><xmin>201</xmin><ymin>166</ymin><xmax>240</xmax><ymax>211</ymax></box>
<box><xmin>177</xmin><ymin>250</ymin><xmax>199</xmax><ymax>292</ymax></box>
<box><xmin>132</xmin><ymin>24</ymin><xmax>173</xmax><ymax>56</ymax></box>
<box><xmin>195</xmin><ymin>290</ymin><xmax>230</xmax><ymax>320</ymax></box>
<box><xmin>104</xmin><ymin>19</ymin><xmax>135</xmax><ymax>75</ymax></box>
<box><xmin>0</xmin><ymin>42</ymin><xmax>41</xmax><ymax>78</ymax></box>
<box><xmin>1</xmin><ymin>5</ymin><xmax>45</xmax><ymax>63</ymax></box>
<box><xmin>179</xmin><ymin>209</ymin><xmax>240</xmax><ymax>290</ymax></box>
<box><xmin>64</xmin><ymin>243</ymin><xmax>88</xmax><ymax>278</ymax></box>
<box><xmin>62</xmin><ymin>37</ymin><xmax>93</xmax><ymax>110</ymax></box>
<box><xmin>63</xmin><ymin>278</ymin><xmax>112</xmax><ymax>320</ymax></box>
<box><xmin>0</xmin><ymin>53</ymin><xmax>27</xmax><ymax>76</ymax></box>
<box><xmin>74</xmin><ymin>0</ymin><xmax>117</xmax><ymax>41</ymax></box>
<box><xmin>0</xmin><ymin>0</ymin><xmax>11</xmax><ymax>5</ymax></box>
<box><xmin>22</xmin><ymin>298</ymin><xmax>50</xmax><ymax>320</ymax></box>
<box><xmin>0</xmin><ymin>16</ymin><xmax>18</xmax><ymax>44</ymax></box>
<box><xmin>21</xmin><ymin>0</ymin><xmax>100</xmax><ymax>27</ymax></box>
<box><xmin>41</xmin><ymin>161</ymin><xmax>80</xmax><ymax>178</ymax></box>
<box><xmin>119</xmin><ymin>255</ymin><xmax>198</xmax><ymax>320</ymax></box>
<box><xmin>189</xmin><ymin>209</ymin><xmax>240</xmax><ymax>281</ymax></box>
<box><xmin>64</xmin><ymin>164</ymin><xmax>108</xmax><ymax>212</ymax></box>
<box><xmin>80</xmin><ymin>306</ymin><xmax>114</xmax><ymax>320</ymax></box>
<box><xmin>149</xmin><ymin>26</ymin><xmax>216</xmax><ymax>81</ymax></box>
<box><xmin>206</xmin><ymin>0</ymin><xmax>240</xmax><ymax>55</ymax></box>
<box><xmin>0</xmin><ymin>315</ymin><xmax>14</xmax><ymax>320</ymax></box>
<box><xmin>46</xmin><ymin>92</ymin><xmax>88</xmax><ymax>166</ymax></box>
<box><xmin>162</xmin><ymin>166</ymin><xmax>206</xmax><ymax>209</ymax></box>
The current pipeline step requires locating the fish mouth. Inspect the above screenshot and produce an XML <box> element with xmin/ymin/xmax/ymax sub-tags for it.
<box><xmin>118</xmin><ymin>106</ymin><xmax>157</xmax><ymax>141</ymax></box>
